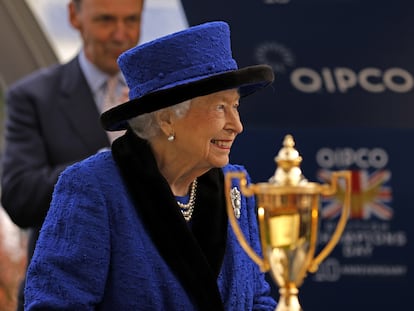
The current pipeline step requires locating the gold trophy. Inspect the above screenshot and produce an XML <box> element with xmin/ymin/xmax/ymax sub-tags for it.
<box><xmin>225</xmin><ymin>134</ymin><xmax>351</xmax><ymax>311</ymax></box>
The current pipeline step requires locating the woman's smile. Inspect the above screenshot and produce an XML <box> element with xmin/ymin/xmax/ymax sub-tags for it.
<box><xmin>211</xmin><ymin>139</ymin><xmax>233</xmax><ymax>149</ymax></box>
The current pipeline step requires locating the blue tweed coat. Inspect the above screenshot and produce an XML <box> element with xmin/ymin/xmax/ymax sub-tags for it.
<box><xmin>25</xmin><ymin>131</ymin><xmax>276</xmax><ymax>310</ymax></box>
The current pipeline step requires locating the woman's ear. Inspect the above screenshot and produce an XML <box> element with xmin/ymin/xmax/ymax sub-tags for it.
<box><xmin>155</xmin><ymin>109</ymin><xmax>174</xmax><ymax>137</ymax></box>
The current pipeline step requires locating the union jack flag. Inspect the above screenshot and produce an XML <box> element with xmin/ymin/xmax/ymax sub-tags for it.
<box><xmin>317</xmin><ymin>169</ymin><xmax>393</xmax><ymax>220</ymax></box>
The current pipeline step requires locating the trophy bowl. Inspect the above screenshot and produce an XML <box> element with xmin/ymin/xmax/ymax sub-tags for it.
<box><xmin>225</xmin><ymin>134</ymin><xmax>351</xmax><ymax>311</ymax></box>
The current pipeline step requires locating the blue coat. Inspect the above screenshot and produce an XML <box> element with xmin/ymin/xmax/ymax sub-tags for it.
<box><xmin>25</xmin><ymin>131</ymin><xmax>276</xmax><ymax>310</ymax></box>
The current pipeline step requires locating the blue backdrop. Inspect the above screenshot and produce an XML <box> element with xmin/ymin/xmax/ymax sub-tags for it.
<box><xmin>181</xmin><ymin>1</ymin><xmax>413</xmax><ymax>310</ymax></box>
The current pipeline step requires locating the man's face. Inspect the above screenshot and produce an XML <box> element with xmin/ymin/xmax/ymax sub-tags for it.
<box><xmin>69</xmin><ymin>0</ymin><xmax>143</xmax><ymax>74</ymax></box>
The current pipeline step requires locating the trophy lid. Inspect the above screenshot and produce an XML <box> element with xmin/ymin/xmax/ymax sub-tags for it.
<box><xmin>269</xmin><ymin>134</ymin><xmax>308</xmax><ymax>186</ymax></box>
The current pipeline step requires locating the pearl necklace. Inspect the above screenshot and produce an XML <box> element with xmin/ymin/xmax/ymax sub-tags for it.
<box><xmin>177</xmin><ymin>178</ymin><xmax>197</xmax><ymax>222</ymax></box>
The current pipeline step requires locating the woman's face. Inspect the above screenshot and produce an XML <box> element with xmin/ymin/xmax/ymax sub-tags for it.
<box><xmin>173</xmin><ymin>89</ymin><xmax>243</xmax><ymax>170</ymax></box>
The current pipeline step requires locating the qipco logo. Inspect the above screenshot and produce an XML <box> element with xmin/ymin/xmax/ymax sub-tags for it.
<box><xmin>290</xmin><ymin>67</ymin><xmax>414</xmax><ymax>94</ymax></box>
<box><xmin>316</xmin><ymin>147</ymin><xmax>389</xmax><ymax>169</ymax></box>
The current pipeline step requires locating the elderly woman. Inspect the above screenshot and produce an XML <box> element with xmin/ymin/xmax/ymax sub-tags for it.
<box><xmin>24</xmin><ymin>21</ymin><xmax>276</xmax><ymax>311</ymax></box>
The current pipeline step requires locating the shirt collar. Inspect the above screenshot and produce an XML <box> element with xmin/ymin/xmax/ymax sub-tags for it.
<box><xmin>78</xmin><ymin>49</ymin><xmax>126</xmax><ymax>94</ymax></box>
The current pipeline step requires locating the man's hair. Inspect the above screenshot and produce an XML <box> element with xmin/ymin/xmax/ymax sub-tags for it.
<box><xmin>72</xmin><ymin>0</ymin><xmax>81</xmax><ymax>10</ymax></box>
<box><xmin>71</xmin><ymin>0</ymin><xmax>144</xmax><ymax>10</ymax></box>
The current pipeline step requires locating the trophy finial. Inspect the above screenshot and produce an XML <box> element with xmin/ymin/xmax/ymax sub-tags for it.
<box><xmin>270</xmin><ymin>134</ymin><xmax>307</xmax><ymax>186</ymax></box>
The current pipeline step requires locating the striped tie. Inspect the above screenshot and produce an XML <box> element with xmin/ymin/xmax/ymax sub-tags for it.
<box><xmin>102</xmin><ymin>76</ymin><xmax>128</xmax><ymax>143</ymax></box>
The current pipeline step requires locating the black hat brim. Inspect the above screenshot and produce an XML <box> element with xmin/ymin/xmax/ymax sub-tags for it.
<box><xmin>101</xmin><ymin>64</ymin><xmax>274</xmax><ymax>131</ymax></box>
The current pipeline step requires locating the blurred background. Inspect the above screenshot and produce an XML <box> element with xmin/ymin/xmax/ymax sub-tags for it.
<box><xmin>1</xmin><ymin>0</ymin><xmax>188</xmax><ymax>87</ymax></box>
<box><xmin>25</xmin><ymin>0</ymin><xmax>188</xmax><ymax>62</ymax></box>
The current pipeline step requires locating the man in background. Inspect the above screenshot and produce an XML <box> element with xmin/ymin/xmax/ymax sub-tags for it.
<box><xmin>1</xmin><ymin>0</ymin><xmax>144</xmax><ymax>309</ymax></box>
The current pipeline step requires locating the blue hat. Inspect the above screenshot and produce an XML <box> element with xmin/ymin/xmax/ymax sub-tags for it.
<box><xmin>101</xmin><ymin>21</ymin><xmax>274</xmax><ymax>131</ymax></box>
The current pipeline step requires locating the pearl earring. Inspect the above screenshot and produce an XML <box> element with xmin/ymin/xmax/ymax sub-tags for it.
<box><xmin>167</xmin><ymin>134</ymin><xmax>175</xmax><ymax>142</ymax></box>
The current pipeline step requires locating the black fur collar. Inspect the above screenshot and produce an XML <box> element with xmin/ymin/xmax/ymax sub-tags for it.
<box><xmin>111</xmin><ymin>130</ymin><xmax>227</xmax><ymax>311</ymax></box>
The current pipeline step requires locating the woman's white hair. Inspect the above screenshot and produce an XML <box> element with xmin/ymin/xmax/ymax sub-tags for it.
<box><xmin>128</xmin><ymin>100</ymin><xmax>191</xmax><ymax>140</ymax></box>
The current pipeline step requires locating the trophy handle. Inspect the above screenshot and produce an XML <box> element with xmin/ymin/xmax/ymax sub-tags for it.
<box><xmin>308</xmin><ymin>170</ymin><xmax>352</xmax><ymax>273</ymax></box>
<box><xmin>224</xmin><ymin>171</ymin><xmax>269</xmax><ymax>272</ymax></box>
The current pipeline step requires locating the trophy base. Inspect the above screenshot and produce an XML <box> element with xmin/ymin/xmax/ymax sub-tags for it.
<box><xmin>275</xmin><ymin>287</ymin><xmax>303</xmax><ymax>311</ymax></box>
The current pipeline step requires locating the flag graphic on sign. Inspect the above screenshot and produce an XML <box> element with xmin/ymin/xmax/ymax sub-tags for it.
<box><xmin>317</xmin><ymin>169</ymin><xmax>393</xmax><ymax>220</ymax></box>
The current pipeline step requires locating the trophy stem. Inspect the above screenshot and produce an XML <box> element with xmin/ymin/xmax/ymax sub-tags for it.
<box><xmin>276</xmin><ymin>286</ymin><xmax>303</xmax><ymax>311</ymax></box>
